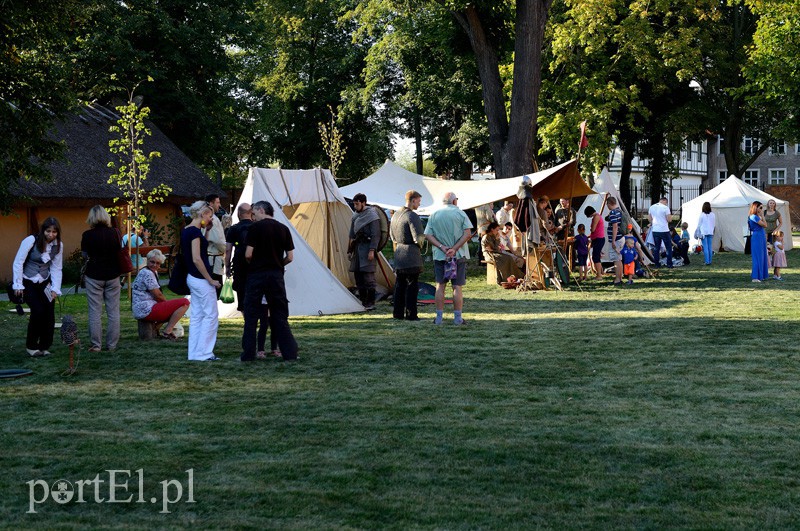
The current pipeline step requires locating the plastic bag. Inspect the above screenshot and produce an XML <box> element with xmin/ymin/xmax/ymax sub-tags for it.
<box><xmin>219</xmin><ymin>278</ymin><xmax>235</xmax><ymax>304</ymax></box>
<box><xmin>444</xmin><ymin>257</ymin><xmax>458</xmax><ymax>280</ymax></box>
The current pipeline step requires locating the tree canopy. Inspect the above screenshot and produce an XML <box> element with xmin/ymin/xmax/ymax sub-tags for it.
<box><xmin>3</xmin><ymin>0</ymin><xmax>800</xmax><ymax>203</ymax></box>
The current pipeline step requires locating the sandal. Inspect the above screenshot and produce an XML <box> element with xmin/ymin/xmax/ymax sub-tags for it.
<box><xmin>256</xmin><ymin>351</ymin><xmax>267</xmax><ymax>360</ymax></box>
<box><xmin>159</xmin><ymin>331</ymin><xmax>178</xmax><ymax>341</ymax></box>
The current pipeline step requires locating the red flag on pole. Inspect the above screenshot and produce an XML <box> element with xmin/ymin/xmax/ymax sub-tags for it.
<box><xmin>579</xmin><ymin>120</ymin><xmax>589</xmax><ymax>149</ymax></box>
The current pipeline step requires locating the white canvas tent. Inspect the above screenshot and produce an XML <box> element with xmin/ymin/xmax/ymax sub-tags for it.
<box><xmin>219</xmin><ymin>167</ymin><xmax>394</xmax><ymax>318</ymax></box>
<box><xmin>574</xmin><ymin>167</ymin><xmax>646</xmax><ymax>262</ymax></box>
<box><xmin>341</xmin><ymin>159</ymin><xmax>593</xmax><ymax>215</ymax></box>
<box><xmin>681</xmin><ymin>176</ymin><xmax>792</xmax><ymax>252</ymax></box>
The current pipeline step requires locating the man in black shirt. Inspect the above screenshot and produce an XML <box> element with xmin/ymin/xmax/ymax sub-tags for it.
<box><xmin>241</xmin><ymin>200</ymin><xmax>298</xmax><ymax>361</ymax></box>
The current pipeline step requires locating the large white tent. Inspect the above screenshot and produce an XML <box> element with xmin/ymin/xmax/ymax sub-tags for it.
<box><xmin>341</xmin><ymin>159</ymin><xmax>593</xmax><ymax>215</ymax></box>
<box><xmin>681</xmin><ymin>176</ymin><xmax>792</xmax><ymax>252</ymax></box>
<box><xmin>219</xmin><ymin>167</ymin><xmax>393</xmax><ymax>318</ymax></box>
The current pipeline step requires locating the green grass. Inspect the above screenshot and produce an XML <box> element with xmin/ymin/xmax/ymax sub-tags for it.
<box><xmin>2</xmin><ymin>250</ymin><xmax>800</xmax><ymax>528</ymax></box>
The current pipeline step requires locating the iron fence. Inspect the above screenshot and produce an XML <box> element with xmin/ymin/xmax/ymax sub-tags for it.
<box><xmin>628</xmin><ymin>183</ymin><xmax>704</xmax><ymax>220</ymax></box>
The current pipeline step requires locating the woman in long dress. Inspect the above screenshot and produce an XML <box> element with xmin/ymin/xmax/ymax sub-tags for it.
<box><xmin>748</xmin><ymin>201</ymin><xmax>769</xmax><ymax>283</ymax></box>
<box><xmin>482</xmin><ymin>222</ymin><xmax>524</xmax><ymax>283</ymax></box>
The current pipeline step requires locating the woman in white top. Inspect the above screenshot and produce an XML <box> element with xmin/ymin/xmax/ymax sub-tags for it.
<box><xmin>12</xmin><ymin>217</ymin><xmax>64</xmax><ymax>357</ymax></box>
<box><xmin>697</xmin><ymin>201</ymin><xmax>716</xmax><ymax>265</ymax></box>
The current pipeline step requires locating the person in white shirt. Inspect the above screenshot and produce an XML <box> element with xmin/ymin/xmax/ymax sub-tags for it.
<box><xmin>648</xmin><ymin>196</ymin><xmax>673</xmax><ymax>268</ymax></box>
<box><xmin>697</xmin><ymin>201</ymin><xmax>716</xmax><ymax>265</ymax></box>
<box><xmin>495</xmin><ymin>201</ymin><xmax>515</xmax><ymax>226</ymax></box>
<box><xmin>12</xmin><ymin>217</ymin><xmax>64</xmax><ymax>357</ymax></box>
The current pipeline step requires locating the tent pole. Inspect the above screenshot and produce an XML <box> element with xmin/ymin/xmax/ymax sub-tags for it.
<box><xmin>277</xmin><ymin>167</ymin><xmax>295</xmax><ymax>208</ymax></box>
<box><xmin>318</xmin><ymin>168</ymin><xmax>334</xmax><ymax>269</ymax></box>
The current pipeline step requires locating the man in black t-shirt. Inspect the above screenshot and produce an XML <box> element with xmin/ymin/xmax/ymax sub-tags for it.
<box><xmin>241</xmin><ymin>200</ymin><xmax>298</xmax><ymax>361</ymax></box>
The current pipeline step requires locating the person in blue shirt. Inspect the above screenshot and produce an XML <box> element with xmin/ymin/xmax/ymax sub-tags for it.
<box><xmin>620</xmin><ymin>236</ymin><xmax>639</xmax><ymax>285</ymax></box>
<box><xmin>574</xmin><ymin>223</ymin><xmax>590</xmax><ymax>281</ymax></box>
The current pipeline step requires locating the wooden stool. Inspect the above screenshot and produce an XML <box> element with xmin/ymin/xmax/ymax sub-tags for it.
<box><xmin>483</xmin><ymin>260</ymin><xmax>500</xmax><ymax>285</ymax></box>
<box><xmin>137</xmin><ymin>320</ymin><xmax>160</xmax><ymax>340</ymax></box>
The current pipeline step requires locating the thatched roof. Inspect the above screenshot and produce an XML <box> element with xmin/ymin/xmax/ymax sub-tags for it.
<box><xmin>11</xmin><ymin>103</ymin><xmax>223</xmax><ymax>207</ymax></box>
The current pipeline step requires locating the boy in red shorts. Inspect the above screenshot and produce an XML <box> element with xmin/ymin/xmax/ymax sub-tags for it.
<box><xmin>620</xmin><ymin>235</ymin><xmax>639</xmax><ymax>285</ymax></box>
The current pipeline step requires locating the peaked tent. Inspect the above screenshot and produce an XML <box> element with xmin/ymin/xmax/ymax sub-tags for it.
<box><xmin>219</xmin><ymin>167</ymin><xmax>394</xmax><ymax>318</ymax></box>
<box><xmin>575</xmin><ymin>167</ymin><xmax>650</xmax><ymax>262</ymax></box>
<box><xmin>341</xmin><ymin>159</ymin><xmax>593</xmax><ymax>215</ymax></box>
<box><xmin>681</xmin><ymin>176</ymin><xmax>792</xmax><ymax>252</ymax></box>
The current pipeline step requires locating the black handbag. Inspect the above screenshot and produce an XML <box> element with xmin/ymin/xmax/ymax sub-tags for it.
<box><xmin>168</xmin><ymin>254</ymin><xmax>190</xmax><ymax>295</ymax></box>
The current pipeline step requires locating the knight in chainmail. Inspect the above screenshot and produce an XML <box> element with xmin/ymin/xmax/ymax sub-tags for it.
<box><xmin>348</xmin><ymin>193</ymin><xmax>381</xmax><ymax>310</ymax></box>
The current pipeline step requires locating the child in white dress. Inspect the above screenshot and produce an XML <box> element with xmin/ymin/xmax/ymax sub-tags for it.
<box><xmin>771</xmin><ymin>230</ymin><xmax>787</xmax><ymax>280</ymax></box>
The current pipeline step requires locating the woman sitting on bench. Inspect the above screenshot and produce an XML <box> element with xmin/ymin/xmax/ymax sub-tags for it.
<box><xmin>132</xmin><ymin>249</ymin><xmax>190</xmax><ymax>340</ymax></box>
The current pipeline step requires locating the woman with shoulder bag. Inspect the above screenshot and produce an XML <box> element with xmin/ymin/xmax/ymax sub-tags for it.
<box><xmin>182</xmin><ymin>201</ymin><xmax>222</xmax><ymax>361</ymax></box>
<box><xmin>12</xmin><ymin>217</ymin><xmax>64</xmax><ymax>357</ymax></box>
<box><xmin>81</xmin><ymin>205</ymin><xmax>123</xmax><ymax>352</ymax></box>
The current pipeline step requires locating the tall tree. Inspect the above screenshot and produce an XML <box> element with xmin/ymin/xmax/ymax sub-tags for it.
<box><xmin>349</xmin><ymin>1</ymin><xmax>490</xmax><ymax>179</ymax></box>
<box><xmin>0</xmin><ymin>0</ymin><xmax>91</xmax><ymax>213</ymax></box>
<box><xmin>242</xmin><ymin>0</ymin><xmax>392</xmax><ymax>183</ymax></box>
<box><xmin>73</xmin><ymin>0</ymin><xmax>256</xmax><ymax>185</ymax></box>
<box><xmin>449</xmin><ymin>0</ymin><xmax>554</xmax><ymax>178</ymax></box>
<box><xmin>541</xmin><ymin>0</ymin><xmax>714</xmax><ymax>200</ymax></box>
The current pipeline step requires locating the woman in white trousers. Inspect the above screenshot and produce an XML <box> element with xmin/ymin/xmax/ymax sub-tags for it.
<box><xmin>181</xmin><ymin>201</ymin><xmax>222</xmax><ymax>361</ymax></box>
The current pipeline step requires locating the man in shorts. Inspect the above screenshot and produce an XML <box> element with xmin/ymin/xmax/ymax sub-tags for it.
<box><xmin>424</xmin><ymin>192</ymin><xmax>473</xmax><ymax>325</ymax></box>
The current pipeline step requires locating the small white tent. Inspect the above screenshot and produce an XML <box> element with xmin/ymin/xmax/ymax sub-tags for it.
<box><xmin>219</xmin><ymin>167</ymin><xmax>393</xmax><ymax>318</ymax></box>
<box><xmin>681</xmin><ymin>176</ymin><xmax>792</xmax><ymax>252</ymax></box>
<box><xmin>341</xmin><ymin>159</ymin><xmax>594</xmax><ymax>215</ymax></box>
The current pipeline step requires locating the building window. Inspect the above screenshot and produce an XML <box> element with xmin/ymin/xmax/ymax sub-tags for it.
<box><xmin>743</xmin><ymin>137</ymin><xmax>758</xmax><ymax>155</ymax></box>
<box><xmin>718</xmin><ymin>170</ymin><xmax>728</xmax><ymax>183</ymax></box>
<box><xmin>796</xmin><ymin>168</ymin><xmax>800</xmax><ymax>184</ymax></box>
<box><xmin>743</xmin><ymin>169</ymin><xmax>759</xmax><ymax>186</ymax></box>
<box><xmin>718</xmin><ymin>135</ymin><xmax>725</xmax><ymax>155</ymax></box>
<box><xmin>796</xmin><ymin>143</ymin><xmax>800</xmax><ymax>155</ymax></box>
<box><xmin>770</xmin><ymin>140</ymin><xmax>787</xmax><ymax>155</ymax></box>
<box><xmin>769</xmin><ymin>169</ymin><xmax>786</xmax><ymax>184</ymax></box>
<box><xmin>696</xmin><ymin>142</ymin><xmax>703</xmax><ymax>162</ymax></box>
<box><xmin>685</xmin><ymin>140</ymin><xmax>692</xmax><ymax>160</ymax></box>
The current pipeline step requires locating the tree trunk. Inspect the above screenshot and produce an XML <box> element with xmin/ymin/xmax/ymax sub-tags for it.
<box><xmin>414</xmin><ymin>109</ymin><xmax>423</xmax><ymax>175</ymax></box>
<box><xmin>619</xmin><ymin>133</ymin><xmax>635</xmax><ymax>211</ymax></box>
<box><xmin>649</xmin><ymin>133</ymin><xmax>665</xmax><ymax>202</ymax></box>
<box><xmin>453</xmin><ymin>0</ymin><xmax>553</xmax><ymax>178</ymax></box>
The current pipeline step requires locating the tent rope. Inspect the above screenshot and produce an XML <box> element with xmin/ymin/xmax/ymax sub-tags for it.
<box><xmin>277</xmin><ymin>167</ymin><xmax>294</xmax><ymax>208</ymax></box>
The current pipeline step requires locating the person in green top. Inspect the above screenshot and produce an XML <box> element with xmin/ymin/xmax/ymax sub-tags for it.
<box><xmin>424</xmin><ymin>192</ymin><xmax>474</xmax><ymax>325</ymax></box>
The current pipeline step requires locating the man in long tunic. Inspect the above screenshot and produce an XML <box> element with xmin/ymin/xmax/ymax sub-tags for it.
<box><xmin>348</xmin><ymin>193</ymin><xmax>381</xmax><ymax>310</ymax></box>
<box><xmin>390</xmin><ymin>190</ymin><xmax>424</xmax><ymax>320</ymax></box>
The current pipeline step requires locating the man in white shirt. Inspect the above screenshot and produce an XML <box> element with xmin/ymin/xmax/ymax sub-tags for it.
<box><xmin>648</xmin><ymin>196</ymin><xmax>673</xmax><ymax>268</ymax></box>
<box><xmin>495</xmin><ymin>201</ymin><xmax>515</xmax><ymax>226</ymax></box>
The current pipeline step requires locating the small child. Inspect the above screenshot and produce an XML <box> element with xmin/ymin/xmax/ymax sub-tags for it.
<box><xmin>620</xmin><ymin>236</ymin><xmax>639</xmax><ymax>284</ymax></box>
<box><xmin>772</xmin><ymin>230</ymin><xmax>787</xmax><ymax>280</ymax></box>
<box><xmin>574</xmin><ymin>223</ymin><xmax>590</xmax><ymax>281</ymax></box>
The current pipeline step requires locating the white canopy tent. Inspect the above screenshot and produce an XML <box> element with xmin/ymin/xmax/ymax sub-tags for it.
<box><xmin>219</xmin><ymin>167</ymin><xmax>393</xmax><ymax>318</ymax></box>
<box><xmin>341</xmin><ymin>159</ymin><xmax>593</xmax><ymax>215</ymax></box>
<box><xmin>681</xmin><ymin>176</ymin><xmax>792</xmax><ymax>252</ymax></box>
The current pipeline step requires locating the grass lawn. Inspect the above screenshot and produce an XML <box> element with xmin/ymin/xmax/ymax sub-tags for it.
<box><xmin>2</xmin><ymin>249</ymin><xmax>799</xmax><ymax>528</ymax></box>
